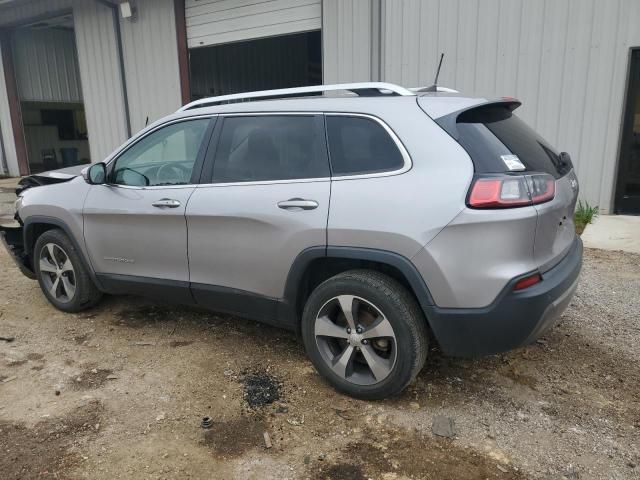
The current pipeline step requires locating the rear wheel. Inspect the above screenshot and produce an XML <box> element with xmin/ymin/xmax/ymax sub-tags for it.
<box><xmin>301</xmin><ymin>270</ymin><xmax>428</xmax><ymax>399</ymax></box>
<box><xmin>34</xmin><ymin>229</ymin><xmax>102</xmax><ymax>312</ymax></box>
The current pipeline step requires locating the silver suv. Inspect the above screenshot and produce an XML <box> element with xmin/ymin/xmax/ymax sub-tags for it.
<box><xmin>1</xmin><ymin>83</ymin><xmax>582</xmax><ymax>399</ymax></box>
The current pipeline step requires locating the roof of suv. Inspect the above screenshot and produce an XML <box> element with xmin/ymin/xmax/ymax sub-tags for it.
<box><xmin>168</xmin><ymin>82</ymin><xmax>496</xmax><ymax>121</ymax></box>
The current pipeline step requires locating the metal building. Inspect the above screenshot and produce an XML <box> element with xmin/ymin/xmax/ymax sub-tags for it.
<box><xmin>1</xmin><ymin>0</ymin><xmax>639</xmax><ymax>214</ymax></box>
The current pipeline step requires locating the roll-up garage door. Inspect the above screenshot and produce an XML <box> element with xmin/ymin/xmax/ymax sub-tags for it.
<box><xmin>12</xmin><ymin>27</ymin><xmax>83</xmax><ymax>103</ymax></box>
<box><xmin>186</xmin><ymin>0</ymin><xmax>322</xmax><ymax>48</ymax></box>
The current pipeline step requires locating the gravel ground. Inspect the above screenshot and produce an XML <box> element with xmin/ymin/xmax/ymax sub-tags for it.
<box><xmin>0</xmin><ymin>227</ymin><xmax>638</xmax><ymax>479</ymax></box>
<box><xmin>0</xmin><ymin>180</ymin><xmax>17</xmax><ymax>223</ymax></box>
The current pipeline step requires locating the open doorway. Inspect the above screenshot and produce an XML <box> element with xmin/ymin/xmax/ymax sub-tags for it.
<box><xmin>616</xmin><ymin>48</ymin><xmax>640</xmax><ymax>214</ymax></box>
<box><xmin>188</xmin><ymin>30</ymin><xmax>321</xmax><ymax>100</ymax></box>
<box><xmin>11</xmin><ymin>14</ymin><xmax>90</xmax><ymax>173</ymax></box>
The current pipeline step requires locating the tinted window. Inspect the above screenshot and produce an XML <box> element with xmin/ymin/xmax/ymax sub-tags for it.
<box><xmin>112</xmin><ymin>119</ymin><xmax>210</xmax><ymax>186</ymax></box>
<box><xmin>326</xmin><ymin>116</ymin><xmax>405</xmax><ymax>176</ymax></box>
<box><xmin>212</xmin><ymin>116</ymin><xmax>328</xmax><ymax>182</ymax></box>
<box><xmin>446</xmin><ymin>105</ymin><xmax>570</xmax><ymax>178</ymax></box>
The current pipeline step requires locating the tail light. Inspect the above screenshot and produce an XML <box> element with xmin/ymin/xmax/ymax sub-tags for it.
<box><xmin>468</xmin><ymin>173</ymin><xmax>555</xmax><ymax>209</ymax></box>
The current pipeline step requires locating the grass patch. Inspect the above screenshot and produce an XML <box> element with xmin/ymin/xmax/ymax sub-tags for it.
<box><xmin>574</xmin><ymin>200</ymin><xmax>599</xmax><ymax>235</ymax></box>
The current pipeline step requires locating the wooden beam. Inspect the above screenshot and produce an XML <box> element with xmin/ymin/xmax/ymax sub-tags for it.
<box><xmin>0</xmin><ymin>29</ymin><xmax>28</xmax><ymax>176</ymax></box>
<box><xmin>174</xmin><ymin>0</ymin><xmax>190</xmax><ymax>104</ymax></box>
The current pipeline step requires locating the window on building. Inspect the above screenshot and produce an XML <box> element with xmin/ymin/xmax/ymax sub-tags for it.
<box><xmin>326</xmin><ymin>116</ymin><xmax>405</xmax><ymax>176</ymax></box>
<box><xmin>212</xmin><ymin>116</ymin><xmax>328</xmax><ymax>183</ymax></box>
<box><xmin>112</xmin><ymin>119</ymin><xmax>210</xmax><ymax>186</ymax></box>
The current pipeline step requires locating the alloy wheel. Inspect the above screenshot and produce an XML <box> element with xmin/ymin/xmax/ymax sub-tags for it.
<box><xmin>39</xmin><ymin>243</ymin><xmax>76</xmax><ymax>303</ymax></box>
<box><xmin>314</xmin><ymin>295</ymin><xmax>397</xmax><ymax>385</ymax></box>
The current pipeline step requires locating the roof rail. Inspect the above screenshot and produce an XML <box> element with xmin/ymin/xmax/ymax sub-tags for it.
<box><xmin>177</xmin><ymin>82</ymin><xmax>415</xmax><ymax>112</ymax></box>
<box><xmin>409</xmin><ymin>86</ymin><xmax>460</xmax><ymax>93</ymax></box>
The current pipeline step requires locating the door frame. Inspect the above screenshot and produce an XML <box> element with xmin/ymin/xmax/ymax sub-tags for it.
<box><xmin>0</xmin><ymin>28</ymin><xmax>28</xmax><ymax>175</ymax></box>
<box><xmin>614</xmin><ymin>47</ymin><xmax>640</xmax><ymax>214</ymax></box>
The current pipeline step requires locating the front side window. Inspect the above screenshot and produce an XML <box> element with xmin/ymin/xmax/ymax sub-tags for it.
<box><xmin>212</xmin><ymin>115</ymin><xmax>329</xmax><ymax>183</ymax></box>
<box><xmin>326</xmin><ymin>116</ymin><xmax>405</xmax><ymax>176</ymax></box>
<box><xmin>112</xmin><ymin>118</ymin><xmax>210</xmax><ymax>186</ymax></box>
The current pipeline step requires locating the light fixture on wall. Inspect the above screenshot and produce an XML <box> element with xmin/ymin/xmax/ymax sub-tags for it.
<box><xmin>120</xmin><ymin>1</ymin><xmax>137</xmax><ymax>21</ymax></box>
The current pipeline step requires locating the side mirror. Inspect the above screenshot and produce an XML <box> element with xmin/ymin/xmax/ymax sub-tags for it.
<box><xmin>83</xmin><ymin>162</ymin><xmax>107</xmax><ymax>185</ymax></box>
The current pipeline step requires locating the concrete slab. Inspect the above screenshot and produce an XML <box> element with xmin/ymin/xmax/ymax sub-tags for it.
<box><xmin>581</xmin><ymin>215</ymin><xmax>640</xmax><ymax>254</ymax></box>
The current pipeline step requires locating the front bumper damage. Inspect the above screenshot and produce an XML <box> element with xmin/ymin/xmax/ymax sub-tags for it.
<box><xmin>0</xmin><ymin>222</ymin><xmax>35</xmax><ymax>279</ymax></box>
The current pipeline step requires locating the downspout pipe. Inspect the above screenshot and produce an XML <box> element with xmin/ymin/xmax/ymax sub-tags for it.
<box><xmin>95</xmin><ymin>0</ymin><xmax>132</xmax><ymax>138</ymax></box>
<box><xmin>0</xmin><ymin>122</ymin><xmax>8</xmax><ymax>176</ymax></box>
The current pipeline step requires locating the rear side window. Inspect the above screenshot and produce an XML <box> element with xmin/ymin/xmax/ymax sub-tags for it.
<box><xmin>443</xmin><ymin>105</ymin><xmax>570</xmax><ymax>179</ymax></box>
<box><xmin>326</xmin><ymin>116</ymin><xmax>405</xmax><ymax>176</ymax></box>
<box><xmin>212</xmin><ymin>115</ymin><xmax>329</xmax><ymax>183</ymax></box>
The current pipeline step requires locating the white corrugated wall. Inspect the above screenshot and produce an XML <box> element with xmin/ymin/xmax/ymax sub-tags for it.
<box><xmin>378</xmin><ymin>0</ymin><xmax>640</xmax><ymax>213</ymax></box>
<box><xmin>119</xmin><ymin>0</ymin><xmax>181</xmax><ymax>135</ymax></box>
<box><xmin>72</xmin><ymin>0</ymin><xmax>128</xmax><ymax>163</ymax></box>
<box><xmin>322</xmin><ymin>0</ymin><xmax>379</xmax><ymax>83</ymax></box>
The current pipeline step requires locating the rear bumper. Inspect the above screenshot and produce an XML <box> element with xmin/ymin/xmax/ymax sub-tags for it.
<box><xmin>427</xmin><ymin>236</ymin><xmax>582</xmax><ymax>357</ymax></box>
<box><xmin>0</xmin><ymin>224</ymin><xmax>35</xmax><ymax>279</ymax></box>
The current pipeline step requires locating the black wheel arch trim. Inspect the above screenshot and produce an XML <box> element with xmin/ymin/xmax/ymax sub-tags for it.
<box><xmin>22</xmin><ymin>215</ymin><xmax>104</xmax><ymax>290</ymax></box>
<box><xmin>0</xmin><ymin>224</ymin><xmax>36</xmax><ymax>279</ymax></box>
<box><xmin>283</xmin><ymin>245</ymin><xmax>436</xmax><ymax>316</ymax></box>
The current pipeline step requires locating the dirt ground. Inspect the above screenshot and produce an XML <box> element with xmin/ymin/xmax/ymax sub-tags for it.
<box><xmin>1</xmin><ymin>242</ymin><xmax>639</xmax><ymax>479</ymax></box>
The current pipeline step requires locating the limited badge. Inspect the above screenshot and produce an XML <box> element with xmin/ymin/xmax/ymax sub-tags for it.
<box><xmin>500</xmin><ymin>154</ymin><xmax>526</xmax><ymax>171</ymax></box>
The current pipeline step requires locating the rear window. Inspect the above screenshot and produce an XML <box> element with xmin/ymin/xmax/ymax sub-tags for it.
<box><xmin>326</xmin><ymin>116</ymin><xmax>405</xmax><ymax>176</ymax></box>
<box><xmin>440</xmin><ymin>105</ymin><xmax>571</xmax><ymax>179</ymax></box>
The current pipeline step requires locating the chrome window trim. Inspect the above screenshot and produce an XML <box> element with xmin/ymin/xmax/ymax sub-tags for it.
<box><xmin>103</xmin><ymin>115</ymin><xmax>216</xmax><ymax>190</ymax></box>
<box><xmin>196</xmin><ymin>177</ymin><xmax>330</xmax><ymax>188</ymax></box>
<box><xmin>195</xmin><ymin>111</ymin><xmax>411</xmax><ymax>188</ymax></box>
<box><xmin>105</xmin><ymin>183</ymin><xmax>196</xmax><ymax>191</ymax></box>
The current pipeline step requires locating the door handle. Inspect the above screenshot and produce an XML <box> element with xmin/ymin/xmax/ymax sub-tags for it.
<box><xmin>277</xmin><ymin>198</ymin><xmax>319</xmax><ymax>210</ymax></box>
<box><xmin>152</xmin><ymin>198</ymin><xmax>181</xmax><ymax>208</ymax></box>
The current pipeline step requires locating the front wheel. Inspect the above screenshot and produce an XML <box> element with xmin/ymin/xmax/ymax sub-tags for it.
<box><xmin>301</xmin><ymin>270</ymin><xmax>428</xmax><ymax>400</ymax></box>
<box><xmin>34</xmin><ymin>229</ymin><xmax>102</xmax><ymax>312</ymax></box>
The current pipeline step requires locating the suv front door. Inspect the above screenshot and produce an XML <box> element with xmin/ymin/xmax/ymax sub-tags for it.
<box><xmin>83</xmin><ymin>117</ymin><xmax>214</xmax><ymax>298</ymax></box>
<box><xmin>186</xmin><ymin>114</ymin><xmax>330</xmax><ymax>322</ymax></box>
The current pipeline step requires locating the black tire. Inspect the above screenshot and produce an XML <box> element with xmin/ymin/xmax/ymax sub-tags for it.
<box><xmin>34</xmin><ymin>229</ymin><xmax>102</xmax><ymax>312</ymax></box>
<box><xmin>301</xmin><ymin>270</ymin><xmax>428</xmax><ymax>400</ymax></box>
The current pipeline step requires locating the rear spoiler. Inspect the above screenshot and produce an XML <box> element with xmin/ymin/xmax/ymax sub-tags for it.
<box><xmin>432</xmin><ymin>99</ymin><xmax>522</xmax><ymax>141</ymax></box>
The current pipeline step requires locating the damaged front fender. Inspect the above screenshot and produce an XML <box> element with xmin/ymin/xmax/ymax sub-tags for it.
<box><xmin>15</xmin><ymin>164</ymin><xmax>85</xmax><ymax>196</ymax></box>
<box><xmin>0</xmin><ymin>223</ymin><xmax>35</xmax><ymax>279</ymax></box>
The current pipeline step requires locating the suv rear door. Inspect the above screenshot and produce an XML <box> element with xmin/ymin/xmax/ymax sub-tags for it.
<box><xmin>186</xmin><ymin>114</ymin><xmax>330</xmax><ymax>319</ymax></box>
